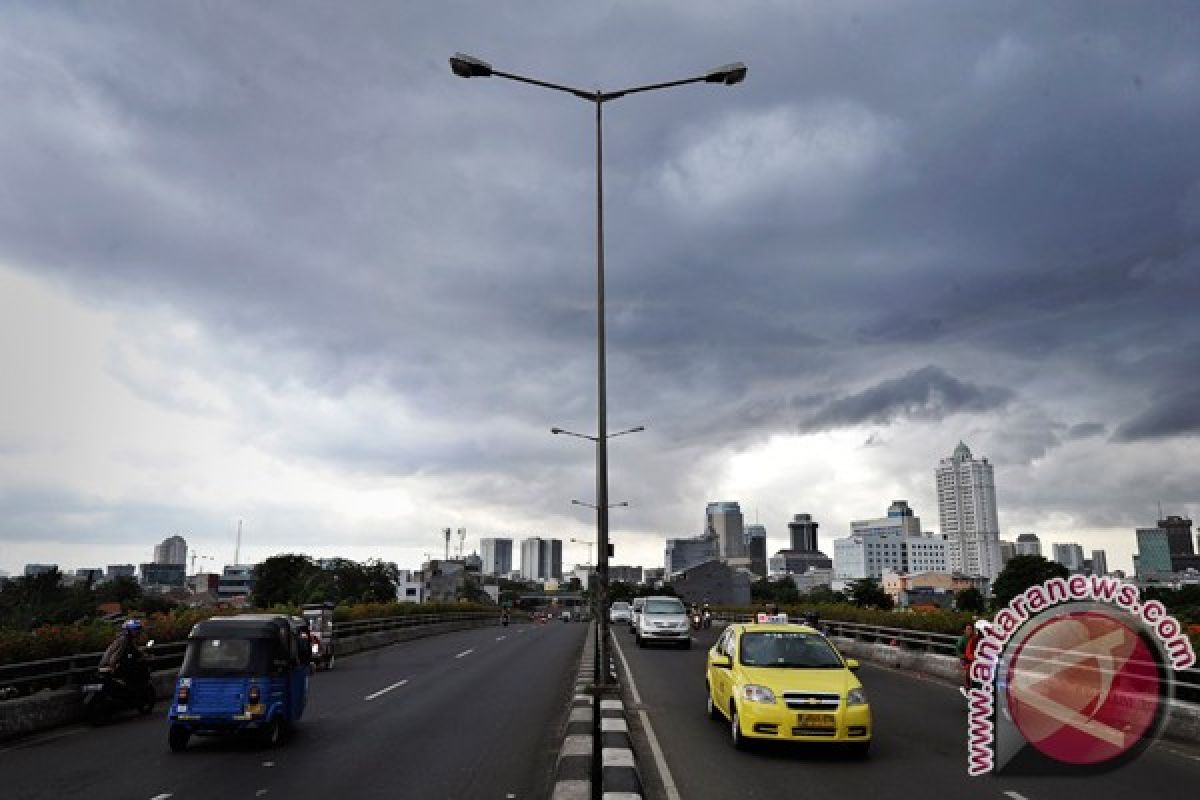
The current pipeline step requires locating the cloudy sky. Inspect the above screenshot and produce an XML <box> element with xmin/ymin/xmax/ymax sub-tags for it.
<box><xmin>2</xmin><ymin>1</ymin><xmax>1198</xmax><ymax>577</ymax></box>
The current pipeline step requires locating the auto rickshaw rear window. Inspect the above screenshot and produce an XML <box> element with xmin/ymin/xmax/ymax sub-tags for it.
<box><xmin>195</xmin><ymin>638</ymin><xmax>253</xmax><ymax>670</ymax></box>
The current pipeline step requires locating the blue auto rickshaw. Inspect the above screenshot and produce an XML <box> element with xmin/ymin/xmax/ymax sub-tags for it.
<box><xmin>167</xmin><ymin>615</ymin><xmax>308</xmax><ymax>751</ymax></box>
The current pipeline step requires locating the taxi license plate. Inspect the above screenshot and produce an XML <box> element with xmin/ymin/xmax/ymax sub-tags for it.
<box><xmin>797</xmin><ymin>713</ymin><xmax>836</xmax><ymax>729</ymax></box>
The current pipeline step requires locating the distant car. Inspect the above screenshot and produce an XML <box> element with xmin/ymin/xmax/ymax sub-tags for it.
<box><xmin>629</xmin><ymin>597</ymin><xmax>646</xmax><ymax>632</ymax></box>
<box><xmin>634</xmin><ymin>596</ymin><xmax>690</xmax><ymax>649</ymax></box>
<box><xmin>609</xmin><ymin>602</ymin><xmax>632</xmax><ymax>624</ymax></box>
<box><xmin>705</xmin><ymin>621</ymin><xmax>871</xmax><ymax>754</ymax></box>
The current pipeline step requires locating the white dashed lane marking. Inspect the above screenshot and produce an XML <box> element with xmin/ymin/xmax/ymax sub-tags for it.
<box><xmin>364</xmin><ymin>679</ymin><xmax>409</xmax><ymax>701</ymax></box>
<box><xmin>455</xmin><ymin>649</ymin><xmax>474</xmax><ymax>659</ymax></box>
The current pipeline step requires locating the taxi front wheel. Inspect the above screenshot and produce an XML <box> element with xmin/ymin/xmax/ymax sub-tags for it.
<box><xmin>706</xmin><ymin>685</ymin><xmax>722</xmax><ymax>721</ymax></box>
<box><xmin>729</xmin><ymin>703</ymin><xmax>748</xmax><ymax>751</ymax></box>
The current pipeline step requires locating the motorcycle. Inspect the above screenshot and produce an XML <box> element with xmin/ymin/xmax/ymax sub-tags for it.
<box><xmin>702</xmin><ymin>610</ymin><xmax>712</xmax><ymax>629</ymax></box>
<box><xmin>83</xmin><ymin>659</ymin><xmax>156</xmax><ymax>724</ymax></box>
<box><xmin>501</xmin><ymin>613</ymin><xmax>510</xmax><ymax>627</ymax></box>
<box><xmin>690</xmin><ymin>613</ymin><xmax>702</xmax><ymax>631</ymax></box>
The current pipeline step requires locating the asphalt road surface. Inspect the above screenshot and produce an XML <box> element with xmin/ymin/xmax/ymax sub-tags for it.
<box><xmin>2</xmin><ymin>620</ymin><xmax>587</xmax><ymax>800</ymax></box>
<box><xmin>614</xmin><ymin>624</ymin><xmax>1200</xmax><ymax>800</ymax></box>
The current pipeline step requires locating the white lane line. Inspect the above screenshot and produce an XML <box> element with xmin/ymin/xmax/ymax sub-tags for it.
<box><xmin>150</xmin><ymin>794</ymin><xmax>173</xmax><ymax>800</ymax></box>
<box><xmin>1004</xmin><ymin>792</ymin><xmax>1031</xmax><ymax>800</ymax></box>
<box><xmin>455</xmin><ymin>648</ymin><xmax>474</xmax><ymax>659</ymax></box>
<box><xmin>612</xmin><ymin>632</ymin><xmax>680</xmax><ymax>800</ymax></box>
<box><xmin>364</xmin><ymin>679</ymin><xmax>408</xmax><ymax>701</ymax></box>
<box><xmin>496</xmin><ymin>635</ymin><xmax>507</xmax><ymax>641</ymax></box>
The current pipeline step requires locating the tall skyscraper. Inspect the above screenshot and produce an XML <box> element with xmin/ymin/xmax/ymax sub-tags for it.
<box><xmin>1090</xmin><ymin>550</ymin><xmax>1108</xmax><ymax>576</ymax></box>
<box><xmin>744</xmin><ymin>524</ymin><xmax>768</xmax><ymax>577</ymax></box>
<box><xmin>1135</xmin><ymin>528</ymin><xmax>1173</xmax><ymax>576</ymax></box>
<box><xmin>706</xmin><ymin>502</ymin><xmax>745</xmax><ymax>559</ymax></box>
<box><xmin>1158</xmin><ymin>515</ymin><xmax>1195</xmax><ymax>556</ymax></box>
<box><xmin>1052</xmin><ymin>543</ymin><xmax>1086</xmax><ymax>572</ymax></box>
<box><xmin>787</xmin><ymin>514</ymin><xmax>819</xmax><ymax>552</ymax></box>
<box><xmin>999</xmin><ymin>540</ymin><xmax>1017</xmax><ymax>565</ymax></box>
<box><xmin>519</xmin><ymin>537</ymin><xmax>562</xmax><ymax>582</ymax></box>
<box><xmin>154</xmin><ymin>535</ymin><xmax>187</xmax><ymax>566</ymax></box>
<box><xmin>935</xmin><ymin>442</ymin><xmax>1001</xmax><ymax>580</ymax></box>
<box><xmin>1015</xmin><ymin>533</ymin><xmax>1042</xmax><ymax>557</ymax></box>
<box><xmin>480</xmin><ymin>537</ymin><xmax>513</xmax><ymax>576</ymax></box>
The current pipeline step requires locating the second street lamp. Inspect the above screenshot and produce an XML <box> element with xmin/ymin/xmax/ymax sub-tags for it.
<box><xmin>452</xmin><ymin>53</ymin><xmax>746</xmax><ymax>691</ymax></box>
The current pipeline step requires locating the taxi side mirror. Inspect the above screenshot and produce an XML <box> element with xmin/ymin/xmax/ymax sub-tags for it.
<box><xmin>845</xmin><ymin>658</ymin><xmax>860</xmax><ymax>672</ymax></box>
<box><xmin>711</xmin><ymin>654</ymin><xmax>732</xmax><ymax>669</ymax></box>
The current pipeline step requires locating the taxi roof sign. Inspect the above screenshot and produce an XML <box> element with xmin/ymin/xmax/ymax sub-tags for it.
<box><xmin>756</xmin><ymin>612</ymin><xmax>789</xmax><ymax>624</ymax></box>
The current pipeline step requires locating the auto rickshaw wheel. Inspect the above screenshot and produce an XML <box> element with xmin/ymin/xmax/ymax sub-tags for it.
<box><xmin>168</xmin><ymin>725</ymin><xmax>190</xmax><ymax>752</ymax></box>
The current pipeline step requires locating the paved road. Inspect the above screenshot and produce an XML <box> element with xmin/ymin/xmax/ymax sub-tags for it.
<box><xmin>614</xmin><ymin>624</ymin><xmax>1200</xmax><ymax>800</ymax></box>
<box><xmin>3</xmin><ymin>621</ymin><xmax>587</xmax><ymax>800</ymax></box>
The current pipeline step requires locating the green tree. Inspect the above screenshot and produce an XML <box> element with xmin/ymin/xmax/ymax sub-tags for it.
<box><xmin>253</xmin><ymin>554</ymin><xmax>322</xmax><ymax>607</ymax></box>
<box><xmin>955</xmin><ymin>587</ymin><xmax>986</xmax><ymax>613</ymax></box>
<box><xmin>361</xmin><ymin>560</ymin><xmax>400</xmax><ymax>603</ymax></box>
<box><xmin>990</xmin><ymin>555</ymin><xmax>1069</xmax><ymax>610</ymax></box>
<box><xmin>847</xmin><ymin>578</ymin><xmax>894</xmax><ymax>610</ymax></box>
<box><xmin>802</xmin><ymin>585</ymin><xmax>847</xmax><ymax>604</ymax></box>
<box><xmin>96</xmin><ymin>576</ymin><xmax>143</xmax><ymax>608</ymax></box>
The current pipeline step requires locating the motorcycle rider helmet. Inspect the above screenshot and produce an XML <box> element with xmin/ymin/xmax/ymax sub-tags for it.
<box><xmin>123</xmin><ymin>618</ymin><xmax>143</xmax><ymax>633</ymax></box>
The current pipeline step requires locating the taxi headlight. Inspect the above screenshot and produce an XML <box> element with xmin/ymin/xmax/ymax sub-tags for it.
<box><xmin>846</xmin><ymin>687</ymin><xmax>868</xmax><ymax>706</ymax></box>
<box><xmin>741</xmin><ymin>684</ymin><xmax>776</xmax><ymax>704</ymax></box>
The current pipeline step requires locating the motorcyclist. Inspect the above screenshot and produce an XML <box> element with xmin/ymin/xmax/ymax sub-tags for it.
<box><xmin>702</xmin><ymin>602</ymin><xmax>712</xmax><ymax>629</ymax></box>
<box><xmin>500</xmin><ymin>607</ymin><xmax>510</xmax><ymax>626</ymax></box>
<box><xmin>99</xmin><ymin>619</ymin><xmax>146</xmax><ymax>681</ymax></box>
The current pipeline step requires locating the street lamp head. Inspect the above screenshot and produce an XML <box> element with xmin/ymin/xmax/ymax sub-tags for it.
<box><xmin>704</xmin><ymin>62</ymin><xmax>748</xmax><ymax>85</ymax></box>
<box><xmin>450</xmin><ymin>53</ymin><xmax>493</xmax><ymax>78</ymax></box>
<box><xmin>551</xmin><ymin>427</ymin><xmax>564</xmax><ymax>435</ymax></box>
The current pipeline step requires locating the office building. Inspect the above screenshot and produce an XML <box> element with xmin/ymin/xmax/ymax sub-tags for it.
<box><xmin>999</xmin><ymin>540</ymin><xmax>1016</xmax><ymax>566</ymax></box>
<box><xmin>664</xmin><ymin>533</ymin><xmax>720</xmax><ymax>576</ymax></box>
<box><xmin>744</xmin><ymin>524</ymin><xmax>768</xmax><ymax>577</ymax></box>
<box><xmin>396</xmin><ymin>569</ymin><xmax>424</xmax><ymax>603</ymax></box>
<box><xmin>519</xmin><ymin>537</ymin><xmax>562</xmax><ymax>582</ymax></box>
<box><xmin>140</xmin><ymin>562</ymin><xmax>186</xmax><ymax>590</ymax></box>
<box><xmin>1052</xmin><ymin>543</ymin><xmax>1086</xmax><ymax>573</ymax></box>
<box><xmin>833</xmin><ymin>530</ymin><xmax>947</xmax><ymax>582</ymax></box>
<box><xmin>935</xmin><ymin>442</ymin><xmax>1002</xmax><ymax>580</ymax></box>
<box><xmin>75</xmin><ymin>568</ymin><xmax>104</xmax><ymax>584</ymax></box>
<box><xmin>1136</xmin><ymin>528</ymin><xmax>1174</xmax><ymax>576</ymax></box>
<box><xmin>1015</xmin><ymin>533</ymin><xmax>1042</xmax><ymax>557</ymax></box>
<box><xmin>1159</xmin><ymin>515</ymin><xmax>1195</xmax><ymax>556</ymax></box>
<box><xmin>24</xmin><ymin>564</ymin><xmax>58</xmax><ymax>577</ymax></box>
<box><xmin>105</xmin><ymin>564</ymin><xmax>136</xmax><ymax>581</ymax></box>
<box><xmin>609</xmin><ymin>565</ymin><xmax>643</xmax><ymax>585</ymax></box>
<box><xmin>1091</xmin><ymin>550</ymin><xmax>1108</xmax><ymax>576</ymax></box>
<box><xmin>788</xmin><ymin>513</ymin><xmax>820</xmax><ymax>552</ymax></box>
<box><xmin>769</xmin><ymin>549</ymin><xmax>833</xmax><ymax>577</ymax></box>
<box><xmin>217</xmin><ymin>564</ymin><xmax>256</xmax><ymax>602</ymax></box>
<box><xmin>852</xmin><ymin>501</ymin><xmax>924</xmax><ymax>537</ymax></box>
<box><xmin>480</xmin><ymin>537</ymin><xmax>513</xmax><ymax>577</ymax></box>
<box><xmin>707</xmin><ymin>502</ymin><xmax>746</xmax><ymax>559</ymax></box>
<box><xmin>154</xmin><ymin>535</ymin><xmax>188</xmax><ymax>566</ymax></box>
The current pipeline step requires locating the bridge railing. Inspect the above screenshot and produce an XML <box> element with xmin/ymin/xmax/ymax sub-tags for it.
<box><xmin>0</xmin><ymin>611</ymin><xmax>498</xmax><ymax>699</ymax></box>
<box><xmin>713</xmin><ymin>612</ymin><xmax>1200</xmax><ymax>703</ymax></box>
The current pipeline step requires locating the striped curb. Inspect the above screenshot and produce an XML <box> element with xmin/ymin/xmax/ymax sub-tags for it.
<box><xmin>598</xmin><ymin>694</ymin><xmax>643</xmax><ymax>799</ymax></box>
<box><xmin>552</xmin><ymin>625</ymin><xmax>597</xmax><ymax>800</ymax></box>
<box><xmin>552</xmin><ymin>625</ymin><xmax>644</xmax><ymax>800</ymax></box>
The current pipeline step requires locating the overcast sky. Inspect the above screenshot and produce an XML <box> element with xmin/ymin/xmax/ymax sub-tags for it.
<box><xmin>2</xmin><ymin>1</ymin><xmax>1198</xmax><ymax>577</ymax></box>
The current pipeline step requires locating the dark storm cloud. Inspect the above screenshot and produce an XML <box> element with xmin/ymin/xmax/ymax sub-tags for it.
<box><xmin>2</xmin><ymin>1</ymin><xmax>1200</xmax><ymax>556</ymax></box>
<box><xmin>802</xmin><ymin>366</ymin><xmax>1013</xmax><ymax>431</ymax></box>
<box><xmin>1113</xmin><ymin>385</ymin><xmax>1200</xmax><ymax>442</ymax></box>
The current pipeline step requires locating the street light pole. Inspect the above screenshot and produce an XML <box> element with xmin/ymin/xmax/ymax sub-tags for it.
<box><xmin>450</xmin><ymin>54</ymin><xmax>746</xmax><ymax>691</ymax></box>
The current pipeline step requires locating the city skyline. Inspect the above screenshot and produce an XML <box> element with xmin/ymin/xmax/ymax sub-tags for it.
<box><xmin>1</xmin><ymin>4</ymin><xmax>1197</xmax><ymax>579</ymax></box>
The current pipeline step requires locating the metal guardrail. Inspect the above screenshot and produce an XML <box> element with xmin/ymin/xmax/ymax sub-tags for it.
<box><xmin>714</xmin><ymin>613</ymin><xmax>1200</xmax><ymax>703</ymax></box>
<box><xmin>0</xmin><ymin>611</ymin><xmax>499</xmax><ymax>699</ymax></box>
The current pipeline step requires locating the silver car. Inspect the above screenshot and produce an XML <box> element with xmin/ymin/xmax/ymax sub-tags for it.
<box><xmin>634</xmin><ymin>596</ymin><xmax>691</xmax><ymax>649</ymax></box>
<box><xmin>629</xmin><ymin>597</ymin><xmax>646</xmax><ymax>632</ymax></box>
<box><xmin>608</xmin><ymin>601</ymin><xmax>632</xmax><ymax>624</ymax></box>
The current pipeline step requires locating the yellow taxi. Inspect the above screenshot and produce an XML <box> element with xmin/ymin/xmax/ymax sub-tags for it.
<box><xmin>705</xmin><ymin>620</ymin><xmax>872</xmax><ymax>754</ymax></box>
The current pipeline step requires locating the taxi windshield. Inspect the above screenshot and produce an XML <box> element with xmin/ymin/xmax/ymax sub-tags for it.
<box><xmin>644</xmin><ymin>599</ymin><xmax>685</xmax><ymax>615</ymax></box>
<box><xmin>739</xmin><ymin>632</ymin><xmax>843</xmax><ymax>668</ymax></box>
